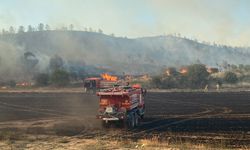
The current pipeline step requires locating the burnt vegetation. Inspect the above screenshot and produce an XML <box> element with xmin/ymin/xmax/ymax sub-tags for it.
<box><xmin>0</xmin><ymin>92</ymin><xmax>249</xmax><ymax>148</ymax></box>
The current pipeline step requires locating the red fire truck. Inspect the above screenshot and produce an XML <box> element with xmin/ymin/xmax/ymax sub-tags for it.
<box><xmin>96</xmin><ymin>84</ymin><xmax>146</xmax><ymax>128</ymax></box>
<box><xmin>83</xmin><ymin>74</ymin><xmax>118</xmax><ymax>93</ymax></box>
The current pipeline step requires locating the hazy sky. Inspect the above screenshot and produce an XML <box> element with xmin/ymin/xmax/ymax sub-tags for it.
<box><xmin>1</xmin><ymin>0</ymin><xmax>250</xmax><ymax>46</ymax></box>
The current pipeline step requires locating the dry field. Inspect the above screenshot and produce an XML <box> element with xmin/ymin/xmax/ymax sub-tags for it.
<box><xmin>0</xmin><ymin>91</ymin><xmax>249</xmax><ymax>149</ymax></box>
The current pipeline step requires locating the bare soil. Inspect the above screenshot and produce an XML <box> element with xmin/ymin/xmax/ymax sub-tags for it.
<box><xmin>0</xmin><ymin>91</ymin><xmax>249</xmax><ymax>149</ymax></box>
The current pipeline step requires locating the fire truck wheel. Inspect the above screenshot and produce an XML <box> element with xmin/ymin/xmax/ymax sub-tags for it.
<box><xmin>134</xmin><ymin>114</ymin><xmax>139</xmax><ymax>127</ymax></box>
<box><xmin>102</xmin><ymin>121</ymin><xmax>110</xmax><ymax>128</ymax></box>
<box><xmin>129</xmin><ymin>114</ymin><xmax>135</xmax><ymax>128</ymax></box>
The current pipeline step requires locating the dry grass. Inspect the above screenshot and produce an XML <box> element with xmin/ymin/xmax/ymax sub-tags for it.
<box><xmin>0</xmin><ymin>126</ymin><xmax>248</xmax><ymax>149</ymax></box>
<box><xmin>53</xmin><ymin>120</ymin><xmax>85</xmax><ymax>136</ymax></box>
<box><xmin>0</xmin><ymin>130</ymin><xmax>23</xmax><ymax>141</ymax></box>
<box><xmin>0</xmin><ymin>134</ymin><xmax>249</xmax><ymax>150</ymax></box>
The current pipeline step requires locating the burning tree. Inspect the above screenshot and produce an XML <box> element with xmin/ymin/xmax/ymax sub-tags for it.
<box><xmin>101</xmin><ymin>73</ymin><xmax>118</xmax><ymax>81</ymax></box>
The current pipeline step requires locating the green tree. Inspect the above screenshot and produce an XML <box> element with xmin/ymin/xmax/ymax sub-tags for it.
<box><xmin>151</xmin><ymin>76</ymin><xmax>162</xmax><ymax>88</ymax></box>
<box><xmin>49</xmin><ymin>55</ymin><xmax>64</xmax><ymax>71</ymax></box>
<box><xmin>61</xmin><ymin>26</ymin><xmax>68</xmax><ymax>30</ymax></box>
<box><xmin>35</xmin><ymin>73</ymin><xmax>49</xmax><ymax>86</ymax></box>
<box><xmin>244</xmin><ymin>65</ymin><xmax>250</xmax><ymax>71</ymax></box>
<box><xmin>69</xmin><ymin>24</ymin><xmax>74</xmax><ymax>30</ymax></box>
<box><xmin>224</xmin><ymin>71</ymin><xmax>238</xmax><ymax>84</ymax></box>
<box><xmin>18</xmin><ymin>26</ymin><xmax>25</xmax><ymax>33</ymax></box>
<box><xmin>187</xmin><ymin>64</ymin><xmax>209</xmax><ymax>88</ymax></box>
<box><xmin>9</xmin><ymin>26</ymin><xmax>15</xmax><ymax>34</ymax></box>
<box><xmin>98</xmin><ymin>29</ymin><xmax>103</xmax><ymax>34</ymax></box>
<box><xmin>45</xmin><ymin>24</ymin><xmax>50</xmax><ymax>30</ymax></box>
<box><xmin>38</xmin><ymin>23</ymin><xmax>44</xmax><ymax>31</ymax></box>
<box><xmin>51</xmin><ymin>70</ymin><xmax>70</xmax><ymax>86</ymax></box>
<box><xmin>2</xmin><ymin>29</ymin><xmax>7</xmax><ymax>34</ymax></box>
<box><xmin>27</xmin><ymin>25</ymin><xmax>34</xmax><ymax>32</ymax></box>
<box><xmin>161</xmin><ymin>76</ymin><xmax>178</xmax><ymax>89</ymax></box>
<box><xmin>8</xmin><ymin>80</ymin><xmax>16</xmax><ymax>88</ymax></box>
<box><xmin>230</xmin><ymin>64</ymin><xmax>238</xmax><ymax>70</ymax></box>
<box><xmin>238</xmin><ymin>64</ymin><xmax>244</xmax><ymax>70</ymax></box>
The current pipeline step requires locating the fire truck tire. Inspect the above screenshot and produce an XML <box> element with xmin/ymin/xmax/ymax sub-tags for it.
<box><xmin>131</xmin><ymin>114</ymin><xmax>135</xmax><ymax>128</ymax></box>
<box><xmin>127</xmin><ymin>113</ymin><xmax>135</xmax><ymax>129</ymax></box>
<box><xmin>102</xmin><ymin>121</ymin><xmax>110</xmax><ymax>128</ymax></box>
<box><xmin>134</xmin><ymin>113</ymin><xmax>139</xmax><ymax>127</ymax></box>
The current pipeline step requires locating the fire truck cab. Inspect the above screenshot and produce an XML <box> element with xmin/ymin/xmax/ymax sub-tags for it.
<box><xmin>83</xmin><ymin>78</ymin><xmax>101</xmax><ymax>93</ymax></box>
<box><xmin>83</xmin><ymin>77</ymin><xmax>118</xmax><ymax>93</ymax></box>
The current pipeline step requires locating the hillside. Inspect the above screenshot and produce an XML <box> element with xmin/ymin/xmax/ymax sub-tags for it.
<box><xmin>0</xmin><ymin>30</ymin><xmax>250</xmax><ymax>81</ymax></box>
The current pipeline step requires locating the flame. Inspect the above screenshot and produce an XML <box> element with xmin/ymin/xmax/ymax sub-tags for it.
<box><xmin>16</xmin><ymin>82</ymin><xmax>32</xmax><ymax>87</ymax></box>
<box><xmin>166</xmin><ymin>70</ymin><xmax>171</xmax><ymax>76</ymax></box>
<box><xmin>180</xmin><ymin>68</ymin><xmax>188</xmax><ymax>74</ymax></box>
<box><xmin>101</xmin><ymin>73</ymin><xmax>118</xmax><ymax>81</ymax></box>
<box><xmin>206</xmin><ymin>67</ymin><xmax>219</xmax><ymax>74</ymax></box>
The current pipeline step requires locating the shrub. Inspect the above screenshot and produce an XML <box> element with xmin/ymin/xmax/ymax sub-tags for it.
<box><xmin>49</xmin><ymin>55</ymin><xmax>64</xmax><ymax>71</ymax></box>
<box><xmin>151</xmin><ymin>76</ymin><xmax>162</xmax><ymax>88</ymax></box>
<box><xmin>187</xmin><ymin>64</ymin><xmax>209</xmax><ymax>88</ymax></box>
<box><xmin>161</xmin><ymin>76</ymin><xmax>178</xmax><ymax>89</ymax></box>
<box><xmin>35</xmin><ymin>73</ymin><xmax>49</xmax><ymax>86</ymax></box>
<box><xmin>50</xmin><ymin>69</ymin><xmax>70</xmax><ymax>86</ymax></box>
<box><xmin>223</xmin><ymin>71</ymin><xmax>238</xmax><ymax>84</ymax></box>
<box><xmin>8</xmin><ymin>80</ymin><xmax>16</xmax><ymax>88</ymax></box>
<box><xmin>239</xmin><ymin>75</ymin><xmax>250</xmax><ymax>82</ymax></box>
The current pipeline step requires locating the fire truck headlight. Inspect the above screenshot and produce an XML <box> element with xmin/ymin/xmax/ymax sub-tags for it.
<box><xmin>105</xmin><ymin>106</ymin><xmax>113</xmax><ymax>113</ymax></box>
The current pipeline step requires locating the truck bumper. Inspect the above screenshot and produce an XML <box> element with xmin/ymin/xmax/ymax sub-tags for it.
<box><xmin>96</xmin><ymin>114</ymin><xmax>125</xmax><ymax>121</ymax></box>
<box><xmin>102</xmin><ymin>117</ymin><xmax>119</xmax><ymax>121</ymax></box>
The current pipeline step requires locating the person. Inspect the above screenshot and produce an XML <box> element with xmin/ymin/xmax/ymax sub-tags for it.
<box><xmin>140</xmin><ymin>88</ymin><xmax>147</xmax><ymax>97</ymax></box>
<box><xmin>84</xmin><ymin>81</ymin><xmax>90</xmax><ymax>93</ymax></box>
<box><xmin>204</xmin><ymin>84</ymin><xmax>208</xmax><ymax>92</ymax></box>
<box><xmin>92</xmin><ymin>80</ymin><xmax>96</xmax><ymax>93</ymax></box>
<box><xmin>216</xmin><ymin>83</ymin><xmax>220</xmax><ymax>91</ymax></box>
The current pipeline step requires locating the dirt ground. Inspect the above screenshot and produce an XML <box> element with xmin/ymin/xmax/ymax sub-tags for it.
<box><xmin>0</xmin><ymin>91</ymin><xmax>249</xmax><ymax>149</ymax></box>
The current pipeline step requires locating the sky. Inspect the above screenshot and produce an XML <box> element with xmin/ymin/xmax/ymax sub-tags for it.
<box><xmin>0</xmin><ymin>0</ymin><xmax>250</xmax><ymax>46</ymax></box>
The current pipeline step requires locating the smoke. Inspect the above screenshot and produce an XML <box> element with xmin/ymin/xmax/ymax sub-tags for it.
<box><xmin>0</xmin><ymin>40</ymin><xmax>51</xmax><ymax>82</ymax></box>
<box><xmin>23</xmin><ymin>52</ymin><xmax>39</xmax><ymax>69</ymax></box>
<box><xmin>53</xmin><ymin>94</ymin><xmax>102</xmax><ymax>131</ymax></box>
<box><xmin>0</xmin><ymin>41</ymin><xmax>24</xmax><ymax>81</ymax></box>
<box><xmin>1</xmin><ymin>29</ymin><xmax>250</xmax><ymax>82</ymax></box>
<box><xmin>145</xmin><ymin>0</ymin><xmax>250</xmax><ymax>46</ymax></box>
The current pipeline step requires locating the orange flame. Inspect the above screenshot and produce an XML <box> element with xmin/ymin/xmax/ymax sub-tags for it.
<box><xmin>180</xmin><ymin>68</ymin><xmax>188</xmax><ymax>74</ymax></box>
<box><xmin>166</xmin><ymin>70</ymin><xmax>171</xmax><ymax>76</ymax></box>
<box><xmin>101</xmin><ymin>73</ymin><xmax>118</xmax><ymax>81</ymax></box>
<box><xmin>16</xmin><ymin>82</ymin><xmax>32</xmax><ymax>87</ymax></box>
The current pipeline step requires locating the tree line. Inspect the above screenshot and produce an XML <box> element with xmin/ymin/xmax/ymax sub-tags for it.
<box><xmin>1</xmin><ymin>23</ymin><xmax>104</xmax><ymax>35</ymax></box>
<box><xmin>151</xmin><ymin>64</ymin><xmax>240</xmax><ymax>89</ymax></box>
